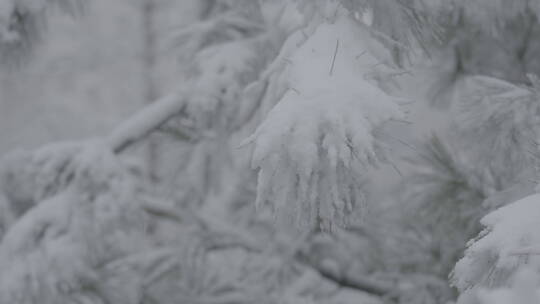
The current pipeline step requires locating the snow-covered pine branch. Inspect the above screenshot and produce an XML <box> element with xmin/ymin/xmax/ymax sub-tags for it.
<box><xmin>106</xmin><ymin>91</ymin><xmax>190</xmax><ymax>153</ymax></box>
<box><xmin>399</xmin><ymin>135</ymin><xmax>487</xmax><ymax>278</ymax></box>
<box><xmin>0</xmin><ymin>1</ymin><xmax>486</xmax><ymax>303</ymax></box>
<box><xmin>451</xmin><ymin>75</ymin><xmax>540</xmax><ymax>195</ymax></box>
<box><xmin>452</xmin><ymin>192</ymin><xmax>540</xmax><ymax>304</ymax></box>
<box><xmin>245</xmin><ymin>11</ymin><xmax>405</xmax><ymax>231</ymax></box>
<box><xmin>0</xmin><ymin>139</ymin><xmax>281</xmax><ymax>303</ymax></box>
<box><xmin>0</xmin><ymin>141</ymin><xmax>150</xmax><ymax>303</ymax></box>
<box><xmin>456</xmin><ymin>268</ymin><xmax>540</xmax><ymax>304</ymax></box>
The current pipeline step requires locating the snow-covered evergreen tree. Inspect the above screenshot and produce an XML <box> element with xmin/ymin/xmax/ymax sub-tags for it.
<box><xmin>0</xmin><ymin>0</ymin><xmax>420</xmax><ymax>303</ymax></box>
<box><xmin>4</xmin><ymin>1</ymin><xmax>540</xmax><ymax>304</ymax></box>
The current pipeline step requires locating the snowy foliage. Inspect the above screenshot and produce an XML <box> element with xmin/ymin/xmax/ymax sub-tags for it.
<box><xmin>0</xmin><ymin>140</ymin><xmax>316</xmax><ymax>304</ymax></box>
<box><xmin>247</xmin><ymin>14</ymin><xmax>404</xmax><ymax>231</ymax></box>
<box><xmin>0</xmin><ymin>141</ymin><xmax>149</xmax><ymax>303</ymax></box>
<box><xmin>6</xmin><ymin>1</ymin><xmax>540</xmax><ymax>304</ymax></box>
<box><xmin>451</xmin><ymin>75</ymin><xmax>540</xmax><ymax>194</ymax></box>
<box><xmin>470</xmin><ymin>269</ymin><xmax>540</xmax><ymax>304</ymax></box>
<box><xmin>453</xmin><ymin>193</ymin><xmax>540</xmax><ymax>293</ymax></box>
<box><xmin>396</xmin><ymin>74</ymin><xmax>540</xmax><ymax>280</ymax></box>
<box><xmin>148</xmin><ymin>0</ymin><xmax>280</xmax><ymax>211</ymax></box>
<box><xmin>399</xmin><ymin>135</ymin><xmax>487</xmax><ymax>279</ymax></box>
<box><xmin>156</xmin><ymin>0</ymin><xmax>277</xmax><ymax>138</ymax></box>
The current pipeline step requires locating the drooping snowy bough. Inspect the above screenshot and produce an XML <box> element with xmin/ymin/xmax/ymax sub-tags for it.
<box><xmin>453</xmin><ymin>193</ymin><xmax>540</xmax><ymax>304</ymax></box>
<box><xmin>246</xmin><ymin>11</ymin><xmax>404</xmax><ymax>231</ymax></box>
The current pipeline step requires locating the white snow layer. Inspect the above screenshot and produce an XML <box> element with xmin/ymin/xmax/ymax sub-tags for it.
<box><xmin>454</xmin><ymin>193</ymin><xmax>540</xmax><ymax>292</ymax></box>
<box><xmin>247</xmin><ymin>15</ymin><xmax>404</xmax><ymax>231</ymax></box>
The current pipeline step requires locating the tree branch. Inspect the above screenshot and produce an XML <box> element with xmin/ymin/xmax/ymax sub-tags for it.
<box><xmin>106</xmin><ymin>91</ymin><xmax>188</xmax><ymax>153</ymax></box>
<box><xmin>295</xmin><ymin>251</ymin><xmax>397</xmax><ymax>299</ymax></box>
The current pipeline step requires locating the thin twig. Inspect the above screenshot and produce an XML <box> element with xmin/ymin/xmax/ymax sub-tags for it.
<box><xmin>330</xmin><ymin>39</ymin><xmax>339</xmax><ymax>76</ymax></box>
<box><xmin>289</xmin><ymin>87</ymin><xmax>301</xmax><ymax>95</ymax></box>
<box><xmin>389</xmin><ymin>118</ymin><xmax>413</xmax><ymax>125</ymax></box>
<box><xmin>389</xmin><ymin>161</ymin><xmax>403</xmax><ymax>177</ymax></box>
<box><xmin>355</xmin><ymin>50</ymin><xmax>366</xmax><ymax>60</ymax></box>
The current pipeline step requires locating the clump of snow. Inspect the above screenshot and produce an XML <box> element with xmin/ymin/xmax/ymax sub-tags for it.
<box><xmin>453</xmin><ymin>193</ymin><xmax>540</xmax><ymax>291</ymax></box>
<box><xmin>246</xmin><ymin>15</ymin><xmax>404</xmax><ymax>231</ymax></box>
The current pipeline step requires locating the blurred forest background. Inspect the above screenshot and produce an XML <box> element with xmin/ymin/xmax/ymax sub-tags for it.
<box><xmin>1</xmin><ymin>1</ymin><xmax>540</xmax><ymax>304</ymax></box>
<box><xmin>0</xmin><ymin>0</ymin><xmax>195</xmax><ymax>153</ymax></box>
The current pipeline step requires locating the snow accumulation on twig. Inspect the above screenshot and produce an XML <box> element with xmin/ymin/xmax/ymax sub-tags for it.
<box><xmin>106</xmin><ymin>91</ymin><xmax>187</xmax><ymax>153</ymax></box>
<box><xmin>247</xmin><ymin>15</ymin><xmax>404</xmax><ymax>231</ymax></box>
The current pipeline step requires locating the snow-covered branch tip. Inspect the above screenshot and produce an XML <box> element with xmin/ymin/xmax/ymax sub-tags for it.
<box><xmin>246</xmin><ymin>15</ymin><xmax>405</xmax><ymax>231</ymax></box>
<box><xmin>452</xmin><ymin>193</ymin><xmax>540</xmax><ymax>293</ymax></box>
<box><xmin>106</xmin><ymin>91</ymin><xmax>190</xmax><ymax>153</ymax></box>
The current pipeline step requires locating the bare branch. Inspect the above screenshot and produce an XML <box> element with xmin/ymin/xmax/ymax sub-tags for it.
<box><xmin>295</xmin><ymin>251</ymin><xmax>397</xmax><ymax>299</ymax></box>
